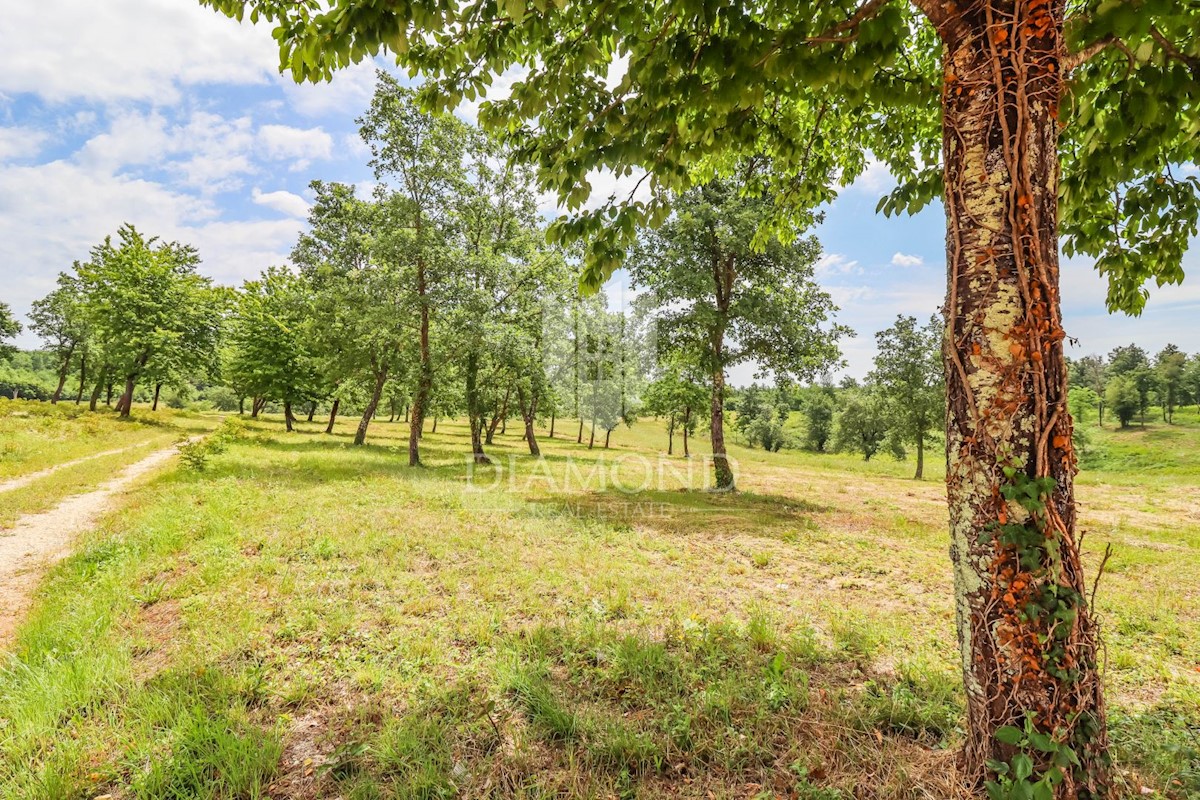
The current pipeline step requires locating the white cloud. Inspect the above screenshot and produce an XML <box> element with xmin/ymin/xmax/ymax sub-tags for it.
<box><xmin>279</xmin><ymin>59</ymin><xmax>381</xmax><ymax>118</ymax></box>
<box><xmin>257</xmin><ymin>124</ymin><xmax>334</xmax><ymax>165</ymax></box>
<box><xmin>0</xmin><ymin>0</ymin><xmax>278</xmax><ymax>104</ymax></box>
<box><xmin>252</xmin><ymin>188</ymin><xmax>310</xmax><ymax>219</ymax></box>
<box><xmin>816</xmin><ymin>253</ymin><xmax>860</xmax><ymax>278</ymax></box>
<box><xmin>0</xmin><ymin>127</ymin><xmax>49</xmax><ymax>161</ymax></box>
<box><xmin>890</xmin><ymin>252</ymin><xmax>924</xmax><ymax>268</ymax></box>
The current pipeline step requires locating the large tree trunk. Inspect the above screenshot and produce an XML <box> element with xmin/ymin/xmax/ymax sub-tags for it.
<box><xmin>356</xmin><ymin>368</ymin><xmax>388</xmax><ymax>446</ymax></box>
<box><xmin>938</xmin><ymin>3</ymin><xmax>1108</xmax><ymax>793</ymax></box>
<box><xmin>710</xmin><ymin>365</ymin><xmax>734</xmax><ymax>491</ymax></box>
<box><xmin>326</xmin><ymin>398</ymin><xmax>340</xmax><ymax>434</ymax></box>
<box><xmin>116</xmin><ymin>375</ymin><xmax>136</xmax><ymax>418</ymax></box>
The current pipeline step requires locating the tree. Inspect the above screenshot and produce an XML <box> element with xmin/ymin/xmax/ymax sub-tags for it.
<box><xmin>1069</xmin><ymin>355</ymin><xmax>1107</xmax><ymax>426</ymax></box>
<box><xmin>869</xmin><ymin>316</ymin><xmax>943</xmax><ymax>480</ymax></box>
<box><xmin>628</xmin><ymin>180</ymin><xmax>847</xmax><ymax>490</ymax></box>
<box><xmin>0</xmin><ymin>301</ymin><xmax>22</xmax><ymax>363</ymax></box>
<box><xmin>834</xmin><ymin>394</ymin><xmax>891</xmax><ymax>461</ymax></box>
<box><xmin>1185</xmin><ymin>355</ymin><xmax>1200</xmax><ymax>414</ymax></box>
<box><xmin>226</xmin><ymin>267</ymin><xmax>320</xmax><ymax>431</ymax></box>
<box><xmin>1154</xmin><ymin>344</ymin><xmax>1186</xmax><ymax>424</ymax></box>
<box><xmin>1104</xmin><ymin>376</ymin><xmax>1139</xmax><ymax>429</ymax></box>
<box><xmin>200</xmin><ymin>0</ymin><xmax>1200</xmax><ymax>789</ymax></box>
<box><xmin>29</xmin><ymin>275</ymin><xmax>92</xmax><ymax>403</ymax></box>
<box><xmin>1107</xmin><ymin>344</ymin><xmax>1153</xmax><ymax>426</ymax></box>
<box><xmin>358</xmin><ymin>72</ymin><xmax>469</xmax><ymax>466</ymax></box>
<box><xmin>802</xmin><ymin>392</ymin><xmax>835</xmax><ymax>453</ymax></box>
<box><xmin>642</xmin><ymin>358</ymin><xmax>708</xmax><ymax>456</ymax></box>
<box><xmin>76</xmin><ymin>225</ymin><xmax>222</xmax><ymax>418</ymax></box>
<box><xmin>1067</xmin><ymin>387</ymin><xmax>1100</xmax><ymax>428</ymax></box>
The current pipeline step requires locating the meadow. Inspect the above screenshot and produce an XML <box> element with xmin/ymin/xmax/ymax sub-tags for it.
<box><xmin>0</xmin><ymin>400</ymin><xmax>1196</xmax><ymax>799</ymax></box>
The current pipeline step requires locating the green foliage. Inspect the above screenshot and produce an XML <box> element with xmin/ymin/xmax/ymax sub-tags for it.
<box><xmin>1105</xmin><ymin>376</ymin><xmax>1141</xmax><ymax>428</ymax></box>
<box><xmin>0</xmin><ymin>301</ymin><xmax>21</xmax><ymax>362</ymax></box>
<box><xmin>868</xmin><ymin>315</ymin><xmax>943</xmax><ymax>475</ymax></box>
<box><xmin>833</xmin><ymin>394</ymin><xmax>890</xmax><ymax>461</ymax></box>
<box><xmin>178</xmin><ymin>417</ymin><xmax>249</xmax><ymax>471</ymax></box>
<box><xmin>802</xmin><ymin>394</ymin><xmax>835</xmax><ymax>453</ymax></box>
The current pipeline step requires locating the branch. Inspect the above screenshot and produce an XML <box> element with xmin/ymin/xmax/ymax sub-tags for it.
<box><xmin>1061</xmin><ymin>35</ymin><xmax>1118</xmax><ymax>73</ymax></box>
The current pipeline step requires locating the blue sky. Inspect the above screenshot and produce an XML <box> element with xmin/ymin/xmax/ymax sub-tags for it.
<box><xmin>2</xmin><ymin>0</ymin><xmax>1198</xmax><ymax>383</ymax></box>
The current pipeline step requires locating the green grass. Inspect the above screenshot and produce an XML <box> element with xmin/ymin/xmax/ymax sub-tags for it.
<box><xmin>0</xmin><ymin>409</ymin><xmax>1197</xmax><ymax>798</ymax></box>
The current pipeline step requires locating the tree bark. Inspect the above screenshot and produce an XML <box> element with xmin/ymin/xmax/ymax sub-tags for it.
<box><xmin>938</xmin><ymin>2</ymin><xmax>1109</xmax><ymax>792</ymax></box>
<box><xmin>239</xmin><ymin>396</ymin><xmax>245</xmax><ymax>415</ymax></box>
<box><xmin>432</xmin><ymin>416</ymin><xmax>438</xmax><ymax>433</ymax></box>
<box><xmin>710</xmin><ymin>365</ymin><xmax>734</xmax><ymax>491</ymax></box>
<box><xmin>604</xmin><ymin>428</ymin><xmax>611</xmax><ymax>448</ymax></box>
<box><xmin>549</xmin><ymin>410</ymin><xmax>556</xmax><ymax>438</ymax></box>
<box><xmin>326</xmin><ymin>398</ymin><xmax>340</xmax><ymax>434</ymax></box>
<box><xmin>89</xmin><ymin>365</ymin><xmax>109</xmax><ymax>412</ymax></box>
<box><xmin>409</xmin><ymin>302</ymin><xmax>431</xmax><ymax>466</ymax></box>
<box><xmin>577</xmin><ymin>418</ymin><xmax>584</xmax><ymax>444</ymax></box>
<box><xmin>151</xmin><ymin>383</ymin><xmax>162</xmax><ymax>411</ymax></box>
<box><xmin>517</xmin><ymin>386</ymin><xmax>541</xmax><ymax>457</ymax></box>
<box><xmin>683</xmin><ymin>407</ymin><xmax>691</xmax><ymax>457</ymax></box>
<box><xmin>914</xmin><ymin>433</ymin><xmax>924</xmax><ymax>480</ymax></box>
<box><xmin>75</xmin><ymin>352</ymin><xmax>87</xmax><ymax>405</ymax></box>
<box><xmin>284</xmin><ymin>401</ymin><xmax>295</xmax><ymax>432</ymax></box>
<box><xmin>105</xmin><ymin>382</ymin><xmax>113</xmax><ymax>406</ymax></box>
<box><xmin>51</xmin><ymin>343</ymin><xmax>74</xmax><ymax>404</ymax></box>
<box><xmin>356</xmin><ymin>368</ymin><xmax>387</xmax><ymax>445</ymax></box>
<box><xmin>668</xmin><ymin>413</ymin><xmax>675</xmax><ymax>455</ymax></box>
<box><xmin>116</xmin><ymin>374</ymin><xmax>136</xmax><ymax>417</ymax></box>
<box><xmin>308</xmin><ymin>402</ymin><xmax>317</xmax><ymax>423</ymax></box>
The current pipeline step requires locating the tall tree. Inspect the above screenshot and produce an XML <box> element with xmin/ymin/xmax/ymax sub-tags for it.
<box><xmin>1107</xmin><ymin>344</ymin><xmax>1153</xmax><ymax>426</ymax></box>
<box><xmin>76</xmin><ymin>225</ymin><xmax>222</xmax><ymax>418</ymax></box>
<box><xmin>869</xmin><ymin>315</ymin><xmax>944</xmax><ymax>480</ymax></box>
<box><xmin>226</xmin><ymin>268</ymin><xmax>320</xmax><ymax>431</ymax></box>
<box><xmin>642</xmin><ymin>356</ymin><xmax>708</xmax><ymax>456</ymax></box>
<box><xmin>358</xmin><ymin>73</ymin><xmax>468</xmax><ymax>466</ymax></box>
<box><xmin>1154</xmin><ymin>344</ymin><xmax>1187</xmax><ymax>424</ymax></box>
<box><xmin>199</xmin><ymin>0</ymin><xmax>1200</xmax><ymax>790</ymax></box>
<box><xmin>29</xmin><ymin>274</ymin><xmax>91</xmax><ymax>403</ymax></box>
<box><xmin>628</xmin><ymin>180</ymin><xmax>847</xmax><ymax>490</ymax></box>
<box><xmin>1068</xmin><ymin>355</ymin><xmax>1108</xmax><ymax>426</ymax></box>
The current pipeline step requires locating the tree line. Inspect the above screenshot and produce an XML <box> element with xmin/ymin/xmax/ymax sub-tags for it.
<box><xmin>1068</xmin><ymin>345</ymin><xmax>1200</xmax><ymax>428</ymax></box>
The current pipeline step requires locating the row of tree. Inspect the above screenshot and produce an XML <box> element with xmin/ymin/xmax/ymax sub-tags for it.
<box><xmin>1068</xmin><ymin>344</ymin><xmax>1200</xmax><ymax>428</ymax></box>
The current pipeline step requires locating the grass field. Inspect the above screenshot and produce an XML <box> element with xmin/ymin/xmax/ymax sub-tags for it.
<box><xmin>0</xmin><ymin>403</ymin><xmax>1197</xmax><ymax>799</ymax></box>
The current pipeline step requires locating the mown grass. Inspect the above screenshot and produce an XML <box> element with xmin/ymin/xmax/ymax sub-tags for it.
<box><xmin>0</xmin><ymin>410</ymin><xmax>1197</xmax><ymax>798</ymax></box>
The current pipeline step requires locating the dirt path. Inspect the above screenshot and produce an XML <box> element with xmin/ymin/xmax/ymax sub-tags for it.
<box><xmin>0</xmin><ymin>442</ymin><xmax>186</xmax><ymax>647</ymax></box>
<box><xmin>0</xmin><ymin>440</ymin><xmax>157</xmax><ymax>494</ymax></box>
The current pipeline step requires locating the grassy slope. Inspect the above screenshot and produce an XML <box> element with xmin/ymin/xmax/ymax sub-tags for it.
<box><xmin>0</xmin><ymin>410</ymin><xmax>1196</xmax><ymax>799</ymax></box>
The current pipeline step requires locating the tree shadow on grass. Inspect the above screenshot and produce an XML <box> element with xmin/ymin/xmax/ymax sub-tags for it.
<box><xmin>528</xmin><ymin>487</ymin><xmax>833</xmax><ymax>543</ymax></box>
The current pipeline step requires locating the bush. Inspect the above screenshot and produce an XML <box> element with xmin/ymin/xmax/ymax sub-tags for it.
<box><xmin>177</xmin><ymin>417</ymin><xmax>249</xmax><ymax>471</ymax></box>
<box><xmin>204</xmin><ymin>386</ymin><xmax>241</xmax><ymax>412</ymax></box>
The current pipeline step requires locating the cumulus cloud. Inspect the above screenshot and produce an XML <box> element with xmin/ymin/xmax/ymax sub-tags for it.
<box><xmin>252</xmin><ymin>188</ymin><xmax>310</xmax><ymax>219</ymax></box>
<box><xmin>0</xmin><ymin>127</ymin><xmax>49</xmax><ymax>161</ymax></box>
<box><xmin>257</xmin><ymin>124</ymin><xmax>334</xmax><ymax>166</ymax></box>
<box><xmin>890</xmin><ymin>252</ymin><xmax>924</xmax><ymax>268</ymax></box>
<box><xmin>0</xmin><ymin>0</ymin><xmax>278</xmax><ymax>104</ymax></box>
<box><xmin>816</xmin><ymin>253</ymin><xmax>861</xmax><ymax>278</ymax></box>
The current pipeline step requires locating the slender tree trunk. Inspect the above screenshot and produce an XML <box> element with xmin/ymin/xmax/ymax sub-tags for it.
<box><xmin>710</xmin><ymin>365</ymin><xmax>734</xmax><ymax>491</ymax></box>
<box><xmin>914</xmin><ymin>433</ymin><xmax>924</xmax><ymax>480</ymax></box>
<box><xmin>432</xmin><ymin>416</ymin><xmax>438</xmax><ymax>433</ymax></box>
<box><xmin>465</xmin><ymin>349</ymin><xmax>489</xmax><ymax>463</ymax></box>
<box><xmin>577</xmin><ymin>418</ymin><xmax>584</xmax><ymax>444</ymax></box>
<box><xmin>517</xmin><ymin>386</ymin><xmax>540</xmax><ymax>457</ymax></box>
<box><xmin>938</xmin><ymin>3</ymin><xmax>1108</xmax><ymax>792</ymax></box>
<box><xmin>239</xmin><ymin>397</ymin><xmax>245</xmax><ymax>415</ymax></box>
<box><xmin>549</xmin><ymin>411</ymin><xmax>556</xmax><ymax>438</ymax></box>
<box><xmin>356</xmin><ymin>368</ymin><xmax>387</xmax><ymax>446</ymax></box>
<box><xmin>89</xmin><ymin>364</ymin><xmax>109</xmax><ymax>412</ymax></box>
<box><xmin>105</xmin><ymin>382</ymin><xmax>113</xmax><ymax>406</ymax></box>
<box><xmin>604</xmin><ymin>429</ymin><xmax>612</xmax><ymax>449</ymax></box>
<box><xmin>284</xmin><ymin>401</ymin><xmax>295</xmax><ymax>433</ymax></box>
<box><xmin>151</xmin><ymin>383</ymin><xmax>162</xmax><ymax>411</ymax></box>
<box><xmin>683</xmin><ymin>407</ymin><xmax>691</xmax><ymax>457</ymax></box>
<box><xmin>308</xmin><ymin>402</ymin><xmax>317</xmax><ymax>423</ymax></box>
<box><xmin>668</xmin><ymin>415</ymin><xmax>674</xmax><ymax>455</ymax></box>
<box><xmin>404</xmin><ymin>404</ymin><xmax>410</xmax><ymax>423</ymax></box>
<box><xmin>251</xmin><ymin>397</ymin><xmax>263</xmax><ymax>418</ymax></box>
<box><xmin>409</xmin><ymin>299</ymin><xmax>431</xmax><ymax>467</ymax></box>
<box><xmin>75</xmin><ymin>353</ymin><xmax>87</xmax><ymax>405</ymax></box>
<box><xmin>51</xmin><ymin>344</ymin><xmax>74</xmax><ymax>404</ymax></box>
<box><xmin>326</xmin><ymin>398</ymin><xmax>340</xmax><ymax>434</ymax></box>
